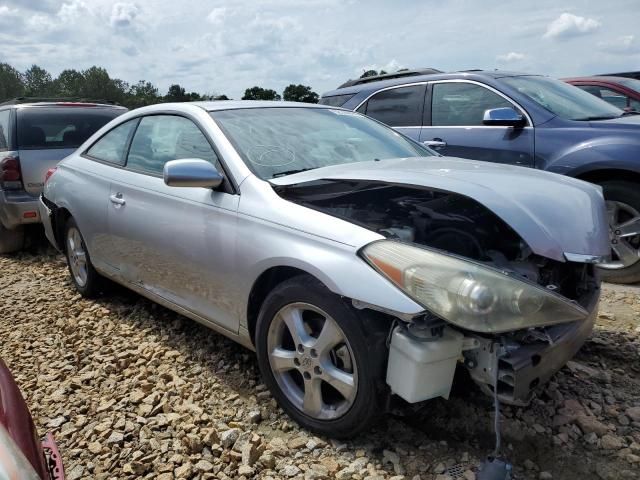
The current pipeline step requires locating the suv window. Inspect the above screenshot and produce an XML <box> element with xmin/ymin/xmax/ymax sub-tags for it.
<box><xmin>16</xmin><ymin>107</ymin><xmax>123</xmax><ymax>149</ymax></box>
<box><xmin>86</xmin><ymin>119</ymin><xmax>138</xmax><ymax>165</ymax></box>
<box><xmin>576</xmin><ymin>85</ymin><xmax>629</xmax><ymax>110</ymax></box>
<box><xmin>0</xmin><ymin>110</ymin><xmax>10</xmax><ymax>151</ymax></box>
<box><xmin>127</xmin><ymin>115</ymin><xmax>219</xmax><ymax>175</ymax></box>
<box><xmin>318</xmin><ymin>94</ymin><xmax>355</xmax><ymax>107</ymax></box>
<box><xmin>432</xmin><ymin>82</ymin><xmax>513</xmax><ymax>126</ymax></box>
<box><xmin>364</xmin><ymin>85</ymin><xmax>425</xmax><ymax>126</ymax></box>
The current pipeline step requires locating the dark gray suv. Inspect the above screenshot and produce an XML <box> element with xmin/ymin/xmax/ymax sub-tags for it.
<box><xmin>321</xmin><ymin>70</ymin><xmax>640</xmax><ymax>284</ymax></box>
<box><xmin>0</xmin><ymin>99</ymin><xmax>126</xmax><ymax>253</ymax></box>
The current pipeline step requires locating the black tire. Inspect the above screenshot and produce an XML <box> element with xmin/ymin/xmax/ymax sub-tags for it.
<box><xmin>597</xmin><ymin>180</ymin><xmax>640</xmax><ymax>284</ymax></box>
<box><xmin>64</xmin><ymin>217</ymin><xmax>104</xmax><ymax>297</ymax></box>
<box><xmin>0</xmin><ymin>223</ymin><xmax>24</xmax><ymax>254</ymax></box>
<box><xmin>255</xmin><ymin>274</ymin><xmax>389</xmax><ymax>438</ymax></box>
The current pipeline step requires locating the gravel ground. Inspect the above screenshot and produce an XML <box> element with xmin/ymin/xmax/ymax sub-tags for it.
<box><xmin>1</xmin><ymin>244</ymin><xmax>639</xmax><ymax>480</ymax></box>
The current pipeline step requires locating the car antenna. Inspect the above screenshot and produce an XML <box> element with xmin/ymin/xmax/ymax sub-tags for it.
<box><xmin>477</xmin><ymin>342</ymin><xmax>513</xmax><ymax>480</ymax></box>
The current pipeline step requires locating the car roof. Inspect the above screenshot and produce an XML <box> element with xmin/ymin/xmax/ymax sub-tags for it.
<box><xmin>0</xmin><ymin>102</ymin><xmax>127</xmax><ymax>111</ymax></box>
<box><xmin>322</xmin><ymin>70</ymin><xmax>540</xmax><ymax>97</ymax></box>
<box><xmin>191</xmin><ymin>100</ymin><xmax>334</xmax><ymax>112</ymax></box>
<box><xmin>563</xmin><ymin>76</ymin><xmax>628</xmax><ymax>84</ymax></box>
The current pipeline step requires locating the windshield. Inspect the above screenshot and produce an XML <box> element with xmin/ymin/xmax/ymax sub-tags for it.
<box><xmin>501</xmin><ymin>76</ymin><xmax>623</xmax><ymax>121</ymax></box>
<box><xmin>210</xmin><ymin>107</ymin><xmax>432</xmax><ymax>179</ymax></box>
<box><xmin>617</xmin><ymin>77</ymin><xmax>640</xmax><ymax>95</ymax></box>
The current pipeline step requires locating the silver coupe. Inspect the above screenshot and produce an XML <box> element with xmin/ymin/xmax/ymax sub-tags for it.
<box><xmin>39</xmin><ymin>101</ymin><xmax>609</xmax><ymax>437</ymax></box>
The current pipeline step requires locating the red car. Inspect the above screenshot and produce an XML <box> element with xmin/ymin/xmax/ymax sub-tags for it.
<box><xmin>564</xmin><ymin>76</ymin><xmax>640</xmax><ymax>112</ymax></box>
<box><xmin>0</xmin><ymin>359</ymin><xmax>64</xmax><ymax>479</ymax></box>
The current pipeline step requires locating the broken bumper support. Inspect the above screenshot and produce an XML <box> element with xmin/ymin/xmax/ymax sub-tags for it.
<box><xmin>464</xmin><ymin>297</ymin><xmax>598</xmax><ymax>405</ymax></box>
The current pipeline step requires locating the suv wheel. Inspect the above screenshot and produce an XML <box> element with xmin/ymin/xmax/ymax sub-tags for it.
<box><xmin>255</xmin><ymin>275</ymin><xmax>388</xmax><ymax>438</ymax></box>
<box><xmin>597</xmin><ymin>180</ymin><xmax>640</xmax><ymax>284</ymax></box>
<box><xmin>0</xmin><ymin>224</ymin><xmax>24</xmax><ymax>254</ymax></box>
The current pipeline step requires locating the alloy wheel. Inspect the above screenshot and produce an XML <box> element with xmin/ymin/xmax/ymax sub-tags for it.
<box><xmin>67</xmin><ymin>227</ymin><xmax>88</xmax><ymax>287</ymax></box>
<box><xmin>600</xmin><ymin>200</ymin><xmax>640</xmax><ymax>270</ymax></box>
<box><xmin>266</xmin><ymin>302</ymin><xmax>358</xmax><ymax>420</ymax></box>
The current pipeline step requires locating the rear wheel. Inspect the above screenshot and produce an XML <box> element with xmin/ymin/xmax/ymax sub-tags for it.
<box><xmin>0</xmin><ymin>223</ymin><xmax>24</xmax><ymax>254</ymax></box>
<box><xmin>597</xmin><ymin>180</ymin><xmax>640</xmax><ymax>284</ymax></box>
<box><xmin>64</xmin><ymin>217</ymin><xmax>103</xmax><ymax>297</ymax></box>
<box><xmin>255</xmin><ymin>275</ymin><xmax>388</xmax><ymax>438</ymax></box>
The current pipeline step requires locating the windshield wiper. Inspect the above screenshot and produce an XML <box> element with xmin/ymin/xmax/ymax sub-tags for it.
<box><xmin>574</xmin><ymin>115</ymin><xmax>618</xmax><ymax>121</ymax></box>
<box><xmin>621</xmin><ymin>110</ymin><xmax>640</xmax><ymax>116</ymax></box>
<box><xmin>272</xmin><ymin>168</ymin><xmax>315</xmax><ymax>178</ymax></box>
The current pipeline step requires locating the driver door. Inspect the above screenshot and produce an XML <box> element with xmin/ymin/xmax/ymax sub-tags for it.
<box><xmin>421</xmin><ymin>81</ymin><xmax>535</xmax><ymax>166</ymax></box>
<box><xmin>107</xmin><ymin>114</ymin><xmax>240</xmax><ymax>332</ymax></box>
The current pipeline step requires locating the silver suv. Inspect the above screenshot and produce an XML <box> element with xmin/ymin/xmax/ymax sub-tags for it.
<box><xmin>0</xmin><ymin>99</ymin><xmax>127</xmax><ymax>253</ymax></box>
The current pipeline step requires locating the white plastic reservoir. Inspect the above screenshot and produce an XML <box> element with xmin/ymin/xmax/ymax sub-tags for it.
<box><xmin>386</xmin><ymin>325</ymin><xmax>464</xmax><ymax>403</ymax></box>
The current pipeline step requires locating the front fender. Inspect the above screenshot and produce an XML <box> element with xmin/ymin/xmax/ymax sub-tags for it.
<box><xmin>543</xmin><ymin>137</ymin><xmax>640</xmax><ymax>177</ymax></box>
<box><xmin>234</xmin><ymin>215</ymin><xmax>425</xmax><ymax>332</ymax></box>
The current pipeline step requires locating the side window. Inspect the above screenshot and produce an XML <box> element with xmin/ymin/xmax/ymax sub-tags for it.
<box><xmin>432</xmin><ymin>83</ymin><xmax>514</xmax><ymax>126</ymax></box>
<box><xmin>126</xmin><ymin>115</ymin><xmax>219</xmax><ymax>175</ymax></box>
<box><xmin>364</xmin><ymin>85</ymin><xmax>425</xmax><ymax>126</ymax></box>
<box><xmin>598</xmin><ymin>88</ymin><xmax>629</xmax><ymax>110</ymax></box>
<box><xmin>576</xmin><ymin>85</ymin><xmax>601</xmax><ymax>96</ymax></box>
<box><xmin>631</xmin><ymin>98</ymin><xmax>640</xmax><ymax>112</ymax></box>
<box><xmin>85</xmin><ymin>119</ymin><xmax>138</xmax><ymax>165</ymax></box>
<box><xmin>0</xmin><ymin>110</ymin><xmax>10</xmax><ymax>151</ymax></box>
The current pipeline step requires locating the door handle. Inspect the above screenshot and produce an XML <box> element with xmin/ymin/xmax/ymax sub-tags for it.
<box><xmin>422</xmin><ymin>139</ymin><xmax>447</xmax><ymax>149</ymax></box>
<box><xmin>109</xmin><ymin>193</ymin><xmax>126</xmax><ymax>205</ymax></box>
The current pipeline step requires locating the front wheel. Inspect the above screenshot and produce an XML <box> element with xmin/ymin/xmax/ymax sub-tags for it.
<box><xmin>597</xmin><ymin>180</ymin><xmax>640</xmax><ymax>284</ymax></box>
<box><xmin>255</xmin><ymin>275</ymin><xmax>388</xmax><ymax>438</ymax></box>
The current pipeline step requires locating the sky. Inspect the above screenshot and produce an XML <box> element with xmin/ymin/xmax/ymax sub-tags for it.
<box><xmin>0</xmin><ymin>0</ymin><xmax>639</xmax><ymax>99</ymax></box>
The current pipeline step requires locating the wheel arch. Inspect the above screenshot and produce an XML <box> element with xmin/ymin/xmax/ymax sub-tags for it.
<box><xmin>574</xmin><ymin>168</ymin><xmax>640</xmax><ymax>185</ymax></box>
<box><xmin>246</xmin><ymin>266</ymin><xmax>323</xmax><ymax>346</ymax></box>
<box><xmin>50</xmin><ymin>205</ymin><xmax>72</xmax><ymax>252</ymax></box>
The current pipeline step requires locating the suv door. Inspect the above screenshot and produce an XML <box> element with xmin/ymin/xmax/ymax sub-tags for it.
<box><xmin>357</xmin><ymin>84</ymin><xmax>426</xmax><ymax>141</ymax></box>
<box><xmin>422</xmin><ymin>81</ymin><xmax>535</xmax><ymax>166</ymax></box>
<box><xmin>107</xmin><ymin>114</ymin><xmax>240</xmax><ymax>332</ymax></box>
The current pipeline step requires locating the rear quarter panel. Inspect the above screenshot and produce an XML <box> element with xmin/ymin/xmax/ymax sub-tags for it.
<box><xmin>45</xmin><ymin>154</ymin><xmax>113</xmax><ymax>267</ymax></box>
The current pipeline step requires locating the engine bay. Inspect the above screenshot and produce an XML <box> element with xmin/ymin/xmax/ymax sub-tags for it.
<box><xmin>276</xmin><ymin>179</ymin><xmax>598</xmax><ymax>305</ymax></box>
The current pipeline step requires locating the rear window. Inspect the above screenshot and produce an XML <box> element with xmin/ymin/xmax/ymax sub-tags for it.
<box><xmin>16</xmin><ymin>107</ymin><xmax>125</xmax><ymax>150</ymax></box>
<box><xmin>318</xmin><ymin>94</ymin><xmax>355</xmax><ymax>107</ymax></box>
<box><xmin>0</xmin><ymin>110</ymin><xmax>10</xmax><ymax>151</ymax></box>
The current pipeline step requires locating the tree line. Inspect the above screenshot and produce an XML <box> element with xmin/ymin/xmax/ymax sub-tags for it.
<box><xmin>0</xmin><ymin>63</ymin><xmax>321</xmax><ymax>108</ymax></box>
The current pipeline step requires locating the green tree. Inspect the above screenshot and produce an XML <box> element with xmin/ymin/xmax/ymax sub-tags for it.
<box><xmin>79</xmin><ymin>66</ymin><xmax>128</xmax><ymax>103</ymax></box>
<box><xmin>0</xmin><ymin>63</ymin><xmax>24</xmax><ymax>101</ymax></box>
<box><xmin>165</xmin><ymin>84</ymin><xmax>190</xmax><ymax>102</ymax></box>
<box><xmin>242</xmin><ymin>86</ymin><xmax>281</xmax><ymax>101</ymax></box>
<box><xmin>23</xmin><ymin>65</ymin><xmax>53</xmax><ymax>97</ymax></box>
<box><xmin>127</xmin><ymin>80</ymin><xmax>160</xmax><ymax>108</ymax></box>
<box><xmin>53</xmin><ymin>69</ymin><xmax>84</xmax><ymax>97</ymax></box>
<box><xmin>213</xmin><ymin>94</ymin><xmax>230</xmax><ymax>100</ymax></box>
<box><xmin>359</xmin><ymin>69</ymin><xmax>387</xmax><ymax>79</ymax></box>
<box><xmin>360</xmin><ymin>70</ymin><xmax>377</xmax><ymax>78</ymax></box>
<box><xmin>282</xmin><ymin>84</ymin><xmax>319</xmax><ymax>103</ymax></box>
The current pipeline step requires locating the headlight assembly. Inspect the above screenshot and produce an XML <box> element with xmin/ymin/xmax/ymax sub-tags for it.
<box><xmin>362</xmin><ymin>241</ymin><xmax>587</xmax><ymax>333</ymax></box>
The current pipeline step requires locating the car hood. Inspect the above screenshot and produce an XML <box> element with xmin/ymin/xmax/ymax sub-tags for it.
<box><xmin>270</xmin><ymin>157</ymin><xmax>610</xmax><ymax>262</ymax></box>
<box><xmin>590</xmin><ymin>114</ymin><xmax>640</xmax><ymax>128</ymax></box>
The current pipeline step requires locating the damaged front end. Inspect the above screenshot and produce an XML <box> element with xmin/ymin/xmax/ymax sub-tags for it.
<box><xmin>276</xmin><ymin>179</ymin><xmax>602</xmax><ymax>405</ymax></box>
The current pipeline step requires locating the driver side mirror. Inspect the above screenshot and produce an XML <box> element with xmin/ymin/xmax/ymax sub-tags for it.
<box><xmin>482</xmin><ymin>107</ymin><xmax>526</xmax><ymax>127</ymax></box>
<box><xmin>163</xmin><ymin>159</ymin><xmax>224</xmax><ymax>189</ymax></box>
